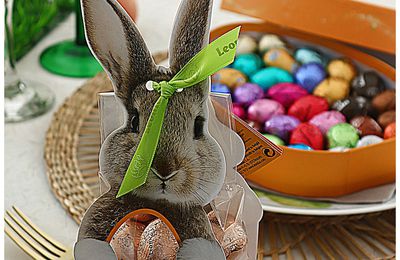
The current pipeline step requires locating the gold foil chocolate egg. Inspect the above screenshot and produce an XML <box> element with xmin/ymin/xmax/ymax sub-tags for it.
<box><xmin>313</xmin><ymin>78</ymin><xmax>350</xmax><ymax>105</ymax></box>
<box><xmin>263</xmin><ymin>48</ymin><xmax>298</xmax><ymax>72</ymax></box>
<box><xmin>258</xmin><ymin>34</ymin><xmax>286</xmax><ymax>53</ymax></box>
<box><xmin>236</xmin><ymin>35</ymin><xmax>258</xmax><ymax>55</ymax></box>
<box><xmin>327</xmin><ymin>59</ymin><xmax>357</xmax><ymax>82</ymax></box>
<box><xmin>212</xmin><ymin>68</ymin><xmax>247</xmax><ymax>90</ymax></box>
<box><xmin>137</xmin><ymin>219</ymin><xmax>179</xmax><ymax>260</ymax></box>
<box><xmin>110</xmin><ymin>219</ymin><xmax>146</xmax><ymax>259</ymax></box>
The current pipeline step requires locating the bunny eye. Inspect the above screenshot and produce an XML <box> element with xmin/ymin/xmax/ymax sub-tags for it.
<box><xmin>130</xmin><ymin>108</ymin><xmax>139</xmax><ymax>133</ymax></box>
<box><xmin>194</xmin><ymin>116</ymin><xmax>205</xmax><ymax>140</ymax></box>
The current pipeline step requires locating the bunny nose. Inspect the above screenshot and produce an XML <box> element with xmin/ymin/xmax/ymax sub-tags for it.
<box><xmin>151</xmin><ymin>167</ymin><xmax>178</xmax><ymax>181</ymax></box>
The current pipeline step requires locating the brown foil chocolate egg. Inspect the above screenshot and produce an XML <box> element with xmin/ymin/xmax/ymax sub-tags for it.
<box><xmin>350</xmin><ymin>116</ymin><xmax>383</xmax><ymax>137</ymax></box>
<box><xmin>378</xmin><ymin>110</ymin><xmax>396</xmax><ymax>129</ymax></box>
<box><xmin>327</xmin><ymin>59</ymin><xmax>357</xmax><ymax>82</ymax></box>
<box><xmin>211</xmin><ymin>68</ymin><xmax>247</xmax><ymax>90</ymax></box>
<box><xmin>372</xmin><ymin>89</ymin><xmax>396</xmax><ymax>113</ymax></box>
<box><xmin>263</xmin><ymin>48</ymin><xmax>298</xmax><ymax>72</ymax></box>
<box><xmin>313</xmin><ymin>78</ymin><xmax>350</xmax><ymax>105</ymax></box>
<box><xmin>351</xmin><ymin>71</ymin><xmax>385</xmax><ymax>99</ymax></box>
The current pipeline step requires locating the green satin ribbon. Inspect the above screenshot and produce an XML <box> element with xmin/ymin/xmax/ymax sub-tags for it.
<box><xmin>117</xmin><ymin>26</ymin><xmax>240</xmax><ymax>198</ymax></box>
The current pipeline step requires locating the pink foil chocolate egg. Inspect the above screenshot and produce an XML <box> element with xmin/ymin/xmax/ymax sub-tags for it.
<box><xmin>288</xmin><ymin>95</ymin><xmax>329</xmax><ymax>122</ymax></box>
<box><xmin>247</xmin><ymin>99</ymin><xmax>285</xmax><ymax>124</ymax></box>
<box><xmin>232</xmin><ymin>103</ymin><xmax>246</xmax><ymax>119</ymax></box>
<box><xmin>264</xmin><ymin>115</ymin><xmax>300</xmax><ymax>141</ymax></box>
<box><xmin>267</xmin><ymin>83</ymin><xmax>308</xmax><ymax>108</ymax></box>
<box><xmin>309</xmin><ymin>111</ymin><xmax>346</xmax><ymax>135</ymax></box>
<box><xmin>233</xmin><ymin>83</ymin><xmax>264</xmax><ymax>106</ymax></box>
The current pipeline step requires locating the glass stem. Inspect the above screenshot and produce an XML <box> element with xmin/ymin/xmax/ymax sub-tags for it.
<box><xmin>4</xmin><ymin>0</ymin><xmax>20</xmax><ymax>88</ymax></box>
<box><xmin>75</xmin><ymin>0</ymin><xmax>87</xmax><ymax>46</ymax></box>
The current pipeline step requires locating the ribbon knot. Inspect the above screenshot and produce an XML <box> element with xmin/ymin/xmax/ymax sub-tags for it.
<box><xmin>153</xmin><ymin>81</ymin><xmax>176</xmax><ymax>98</ymax></box>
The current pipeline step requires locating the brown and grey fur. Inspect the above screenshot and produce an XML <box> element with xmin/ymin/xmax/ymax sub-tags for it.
<box><xmin>77</xmin><ymin>0</ymin><xmax>226</xmax><ymax>258</ymax></box>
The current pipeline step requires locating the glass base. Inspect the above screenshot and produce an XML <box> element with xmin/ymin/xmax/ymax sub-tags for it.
<box><xmin>5</xmin><ymin>80</ymin><xmax>55</xmax><ymax>123</ymax></box>
<box><xmin>40</xmin><ymin>40</ymin><xmax>103</xmax><ymax>78</ymax></box>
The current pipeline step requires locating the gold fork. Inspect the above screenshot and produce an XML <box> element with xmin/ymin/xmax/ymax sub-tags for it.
<box><xmin>5</xmin><ymin>206</ymin><xmax>73</xmax><ymax>260</ymax></box>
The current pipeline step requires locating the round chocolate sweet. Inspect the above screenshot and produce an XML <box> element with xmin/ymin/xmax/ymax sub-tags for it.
<box><xmin>309</xmin><ymin>111</ymin><xmax>346</xmax><ymax>135</ymax></box>
<box><xmin>258</xmin><ymin>34</ymin><xmax>286</xmax><ymax>53</ymax></box>
<box><xmin>293</xmin><ymin>62</ymin><xmax>327</xmax><ymax>93</ymax></box>
<box><xmin>350</xmin><ymin>116</ymin><xmax>382</xmax><ymax>137</ymax></box>
<box><xmin>267</xmin><ymin>82</ymin><xmax>308</xmax><ymax>108</ymax></box>
<box><xmin>250</xmin><ymin>67</ymin><xmax>293</xmax><ymax>91</ymax></box>
<box><xmin>263</xmin><ymin>134</ymin><xmax>285</xmax><ymax>146</ymax></box>
<box><xmin>313</xmin><ymin>78</ymin><xmax>350</xmax><ymax>105</ymax></box>
<box><xmin>247</xmin><ymin>99</ymin><xmax>285</xmax><ymax>124</ymax></box>
<box><xmin>327</xmin><ymin>123</ymin><xmax>359</xmax><ymax>148</ymax></box>
<box><xmin>264</xmin><ymin>115</ymin><xmax>300</xmax><ymax>141</ymax></box>
<box><xmin>372</xmin><ymin>89</ymin><xmax>395</xmax><ymax>113</ymax></box>
<box><xmin>384</xmin><ymin>122</ymin><xmax>396</xmax><ymax>139</ymax></box>
<box><xmin>232</xmin><ymin>53</ymin><xmax>263</xmax><ymax>77</ymax></box>
<box><xmin>246</xmin><ymin>120</ymin><xmax>263</xmax><ymax>132</ymax></box>
<box><xmin>326</xmin><ymin>58</ymin><xmax>357</xmax><ymax>82</ymax></box>
<box><xmin>351</xmin><ymin>71</ymin><xmax>385</xmax><ymax>99</ymax></box>
<box><xmin>233</xmin><ymin>83</ymin><xmax>264</xmax><ymax>106</ymax></box>
<box><xmin>288</xmin><ymin>95</ymin><xmax>329</xmax><ymax>122</ymax></box>
<box><xmin>290</xmin><ymin>123</ymin><xmax>324</xmax><ymax>150</ymax></box>
<box><xmin>232</xmin><ymin>103</ymin><xmax>246</xmax><ymax>119</ymax></box>
<box><xmin>356</xmin><ymin>135</ymin><xmax>383</xmax><ymax>148</ymax></box>
<box><xmin>287</xmin><ymin>144</ymin><xmax>313</xmax><ymax>150</ymax></box>
<box><xmin>236</xmin><ymin>35</ymin><xmax>258</xmax><ymax>55</ymax></box>
<box><xmin>212</xmin><ymin>68</ymin><xmax>247</xmax><ymax>90</ymax></box>
<box><xmin>263</xmin><ymin>48</ymin><xmax>298</xmax><ymax>72</ymax></box>
<box><xmin>294</xmin><ymin>48</ymin><xmax>325</xmax><ymax>65</ymax></box>
<box><xmin>332</xmin><ymin>96</ymin><xmax>378</xmax><ymax>121</ymax></box>
<box><xmin>211</xmin><ymin>83</ymin><xmax>230</xmax><ymax>94</ymax></box>
<box><xmin>378</xmin><ymin>110</ymin><xmax>396</xmax><ymax>128</ymax></box>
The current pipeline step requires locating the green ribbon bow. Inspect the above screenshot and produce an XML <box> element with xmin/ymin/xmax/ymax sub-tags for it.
<box><xmin>117</xmin><ymin>26</ymin><xmax>241</xmax><ymax>198</ymax></box>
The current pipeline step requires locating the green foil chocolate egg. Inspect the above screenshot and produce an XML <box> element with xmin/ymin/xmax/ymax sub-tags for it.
<box><xmin>327</xmin><ymin>123</ymin><xmax>360</xmax><ymax>148</ymax></box>
<box><xmin>263</xmin><ymin>134</ymin><xmax>285</xmax><ymax>146</ymax></box>
<box><xmin>232</xmin><ymin>54</ymin><xmax>263</xmax><ymax>77</ymax></box>
<box><xmin>294</xmin><ymin>48</ymin><xmax>326</xmax><ymax>65</ymax></box>
<box><xmin>250</xmin><ymin>67</ymin><xmax>293</xmax><ymax>91</ymax></box>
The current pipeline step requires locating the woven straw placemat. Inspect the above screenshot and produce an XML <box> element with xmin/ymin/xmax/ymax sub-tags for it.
<box><xmin>44</xmin><ymin>61</ymin><xmax>395</xmax><ymax>259</ymax></box>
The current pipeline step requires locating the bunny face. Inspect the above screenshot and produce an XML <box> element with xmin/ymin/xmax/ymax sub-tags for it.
<box><xmin>84</xmin><ymin>0</ymin><xmax>225</xmax><ymax>206</ymax></box>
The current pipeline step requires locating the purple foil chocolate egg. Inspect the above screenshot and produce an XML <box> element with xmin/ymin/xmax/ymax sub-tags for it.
<box><xmin>294</xmin><ymin>62</ymin><xmax>327</xmax><ymax>93</ymax></box>
<box><xmin>232</xmin><ymin>103</ymin><xmax>246</xmax><ymax>119</ymax></box>
<box><xmin>247</xmin><ymin>99</ymin><xmax>285</xmax><ymax>124</ymax></box>
<box><xmin>264</xmin><ymin>115</ymin><xmax>300</xmax><ymax>141</ymax></box>
<box><xmin>267</xmin><ymin>83</ymin><xmax>308</xmax><ymax>108</ymax></box>
<box><xmin>309</xmin><ymin>111</ymin><xmax>346</xmax><ymax>135</ymax></box>
<box><xmin>233</xmin><ymin>83</ymin><xmax>264</xmax><ymax>106</ymax></box>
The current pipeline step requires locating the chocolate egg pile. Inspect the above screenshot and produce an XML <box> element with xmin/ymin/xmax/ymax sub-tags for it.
<box><xmin>211</xmin><ymin>33</ymin><xmax>396</xmax><ymax>151</ymax></box>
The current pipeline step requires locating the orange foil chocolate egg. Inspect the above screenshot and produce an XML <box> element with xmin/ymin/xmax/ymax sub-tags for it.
<box><xmin>313</xmin><ymin>78</ymin><xmax>350</xmax><ymax>105</ymax></box>
<box><xmin>384</xmin><ymin>122</ymin><xmax>396</xmax><ymax>139</ymax></box>
<box><xmin>211</xmin><ymin>68</ymin><xmax>247</xmax><ymax>90</ymax></box>
<box><xmin>263</xmin><ymin>48</ymin><xmax>298</xmax><ymax>72</ymax></box>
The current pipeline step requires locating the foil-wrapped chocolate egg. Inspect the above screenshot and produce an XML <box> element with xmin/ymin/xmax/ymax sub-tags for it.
<box><xmin>351</xmin><ymin>71</ymin><xmax>385</xmax><ymax>99</ymax></box>
<box><xmin>212</xmin><ymin>68</ymin><xmax>247</xmax><ymax>90</ymax></box>
<box><xmin>236</xmin><ymin>35</ymin><xmax>258</xmax><ymax>55</ymax></box>
<box><xmin>288</xmin><ymin>95</ymin><xmax>329</xmax><ymax>122</ymax></box>
<box><xmin>247</xmin><ymin>99</ymin><xmax>285</xmax><ymax>124</ymax></box>
<box><xmin>232</xmin><ymin>103</ymin><xmax>246</xmax><ymax>119</ymax></box>
<box><xmin>332</xmin><ymin>96</ymin><xmax>378</xmax><ymax>121</ymax></box>
<box><xmin>211</xmin><ymin>83</ymin><xmax>231</xmax><ymax>94</ymax></box>
<box><xmin>263</xmin><ymin>134</ymin><xmax>285</xmax><ymax>145</ymax></box>
<box><xmin>309</xmin><ymin>111</ymin><xmax>346</xmax><ymax>135</ymax></box>
<box><xmin>258</xmin><ymin>34</ymin><xmax>286</xmax><ymax>53</ymax></box>
<box><xmin>356</xmin><ymin>135</ymin><xmax>383</xmax><ymax>147</ymax></box>
<box><xmin>250</xmin><ymin>67</ymin><xmax>293</xmax><ymax>91</ymax></box>
<box><xmin>384</xmin><ymin>122</ymin><xmax>396</xmax><ymax>139</ymax></box>
<box><xmin>290</xmin><ymin>123</ymin><xmax>324</xmax><ymax>150</ymax></box>
<box><xmin>294</xmin><ymin>48</ymin><xmax>325</xmax><ymax>65</ymax></box>
<box><xmin>329</xmin><ymin>146</ymin><xmax>350</xmax><ymax>152</ymax></box>
<box><xmin>313</xmin><ymin>78</ymin><xmax>350</xmax><ymax>105</ymax></box>
<box><xmin>287</xmin><ymin>143</ymin><xmax>313</xmax><ymax>150</ymax></box>
<box><xmin>350</xmin><ymin>116</ymin><xmax>383</xmax><ymax>137</ymax></box>
<box><xmin>326</xmin><ymin>58</ymin><xmax>357</xmax><ymax>82</ymax></box>
<box><xmin>378</xmin><ymin>110</ymin><xmax>396</xmax><ymax>128</ymax></box>
<box><xmin>293</xmin><ymin>62</ymin><xmax>327</xmax><ymax>93</ymax></box>
<box><xmin>372</xmin><ymin>89</ymin><xmax>395</xmax><ymax>113</ymax></box>
<box><xmin>327</xmin><ymin>123</ymin><xmax>359</xmax><ymax>149</ymax></box>
<box><xmin>232</xmin><ymin>53</ymin><xmax>263</xmax><ymax>77</ymax></box>
<box><xmin>246</xmin><ymin>120</ymin><xmax>263</xmax><ymax>132</ymax></box>
<box><xmin>267</xmin><ymin>82</ymin><xmax>308</xmax><ymax>108</ymax></box>
<box><xmin>264</xmin><ymin>115</ymin><xmax>300</xmax><ymax>141</ymax></box>
<box><xmin>263</xmin><ymin>48</ymin><xmax>298</xmax><ymax>72</ymax></box>
<box><xmin>233</xmin><ymin>83</ymin><xmax>264</xmax><ymax>106</ymax></box>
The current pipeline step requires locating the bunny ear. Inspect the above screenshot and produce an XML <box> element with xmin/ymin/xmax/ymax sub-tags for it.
<box><xmin>168</xmin><ymin>0</ymin><xmax>213</xmax><ymax>73</ymax></box>
<box><xmin>81</xmin><ymin>0</ymin><xmax>156</xmax><ymax>101</ymax></box>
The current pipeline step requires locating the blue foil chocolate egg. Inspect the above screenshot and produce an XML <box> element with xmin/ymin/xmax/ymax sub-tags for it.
<box><xmin>294</xmin><ymin>62</ymin><xmax>327</xmax><ymax>93</ymax></box>
<box><xmin>250</xmin><ymin>67</ymin><xmax>293</xmax><ymax>91</ymax></box>
<box><xmin>211</xmin><ymin>83</ymin><xmax>231</xmax><ymax>94</ymax></box>
<box><xmin>287</xmin><ymin>144</ymin><xmax>313</xmax><ymax>150</ymax></box>
<box><xmin>232</xmin><ymin>54</ymin><xmax>263</xmax><ymax>77</ymax></box>
<box><xmin>294</xmin><ymin>48</ymin><xmax>326</xmax><ymax>65</ymax></box>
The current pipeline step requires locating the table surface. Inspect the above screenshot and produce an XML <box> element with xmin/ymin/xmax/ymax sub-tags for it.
<box><xmin>4</xmin><ymin>0</ymin><xmax>395</xmax><ymax>259</ymax></box>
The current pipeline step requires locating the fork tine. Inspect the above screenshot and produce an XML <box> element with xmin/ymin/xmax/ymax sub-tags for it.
<box><xmin>12</xmin><ymin>206</ymin><xmax>67</xmax><ymax>252</ymax></box>
<box><xmin>5</xmin><ymin>217</ymin><xmax>55</xmax><ymax>260</ymax></box>
<box><xmin>6</xmin><ymin>210</ymin><xmax>64</xmax><ymax>257</ymax></box>
<box><xmin>5</xmin><ymin>226</ymin><xmax>45</xmax><ymax>260</ymax></box>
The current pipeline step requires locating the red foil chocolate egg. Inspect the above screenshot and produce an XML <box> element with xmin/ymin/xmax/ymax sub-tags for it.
<box><xmin>384</xmin><ymin>122</ymin><xmax>396</xmax><ymax>139</ymax></box>
<box><xmin>288</xmin><ymin>95</ymin><xmax>329</xmax><ymax>122</ymax></box>
<box><xmin>290</xmin><ymin>123</ymin><xmax>324</xmax><ymax>150</ymax></box>
<box><xmin>232</xmin><ymin>103</ymin><xmax>246</xmax><ymax>119</ymax></box>
<box><xmin>267</xmin><ymin>82</ymin><xmax>308</xmax><ymax>108</ymax></box>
